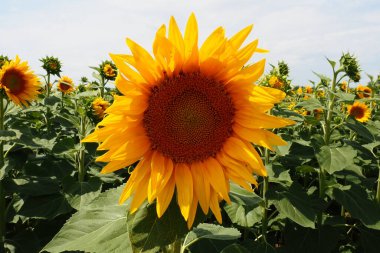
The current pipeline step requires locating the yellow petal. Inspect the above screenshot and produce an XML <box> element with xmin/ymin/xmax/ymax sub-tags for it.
<box><xmin>175</xmin><ymin>163</ymin><xmax>193</xmax><ymax>220</ymax></box>
<box><xmin>190</xmin><ymin>162</ymin><xmax>210</xmax><ymax>214</ymax></box>
<box><xmin>187</xmin><ymin>195</ymin><xmax>198</xmax><ymax>229</ymax></box>
<box><xmin>204</xmin><ymin>157</ymin><xmax>231</xmax><ymax>204</ymax></box>
<box><xmin>235</xmin><ymin>111</ymin><xmax>295</xmax><ymax>129</ymax></box>
<box><xmin>228</xmin><ymin>25</ymin><xmax>253</xmax><ymax>50</ymax></box>
<box><xmin>105</xmin><ymin>95</ymin><xmax>147</xmax><ymax>116</ymax></box>
<box><xmin>183</xmin><ymin>13</ymin><xmax>199</xmax><ymax>73</ymax></box>
<box><xmin>199</xmin><ymin>27</ymin><xmax>226</xmax><ymax>62</ymax></box>
<box><xmin>209</xmin><ymin>188</ymin><xmax>222</xmax><ymax>224</ymax></box>
<box><xmin>126</xmin><ymin>38</ymin><xmax>162</xmax><ymax>84</ymax></box>
<box><xmin>156</xmin><ymin>174</ymin><xmax>176</xmax><ymax>218</ymax></box>
<box><xmin>147</xmin><ymin>151</ymin><xmax>166</xmax><ymax>202</ymax></box>
<box><xmin>109</xmin><ymin>54</ymin><xmax>145</xmax><ymax>84</ymax></box>
<box><xmin>169</xmin><ymin>16</ymin><xmax>185</xmax><ymax>62</ymax></box>
<box><xmin>130</xmin><ymin>169</ymin><xmax>150</xmax><ymax>213</ymax></box>
<box><xmin>227</xmin><ymin>58</ymin><xmax>265</xmax><ymax>86</ymax></box>
<box><xmin>233</xmin><ymin>124</ymin><xmax>288</xmax><ymax>151</ymax></box>
<box><xmin>223</xmin><ymin>137</ymin><xmax>266</xmax><ymax>176</ymax></box>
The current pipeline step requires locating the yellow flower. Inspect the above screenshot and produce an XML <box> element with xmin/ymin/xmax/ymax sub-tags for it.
<box><xmin>340</xmin><ymin>81</ymin><xmax>347</xmax><ymax>91</ymax></box>
<box><xmin>0</xmin><ymin>56</ymin><xmax>40</xmax><ymax>107</ymax></box>
<box><xmin>347</xmin><ymin>101</ymin><xmax>371</xmax><ymax>122</ymax></box>
<box><xmin>356</xmin><ymin>84</ymin><xmax>372</xmax><ymax>99</ymax></box>
<box><xmin>103</xmin><ymin>64</ymin><xmax>116</xmax><ymax>78</ymax></box>
<box><xmin>313</xmin><ymin>108</ymin><xmax>323</xmax><ymax>120</ymax></box>
<box><xmin>57</xmin><ymin>76</ymin><xmax>75</xmax><ymax>94</ymax></box>
<box><xmin>268</xmin><ymin>75</ymin><xmax>284</xmax><ymax>90</ymax></box>
<box><xmin>296</xmin><ymin>87</ymin><xmax>303</xmax><ymax>95</ymax></box>
<box><xmin>316</xmin><ymin>90</ymin><xmax>325</xmax><ymax>98</ymax></box>
<box><xmin>92</xmin><ymin>97</ymin><xmax>110</xmax><ymax>119</ymax></box>
<box><xmin>83</xmin><ymin>14</ymin><xmax>295</xmax><ymax>228</ymax></box>
<box><xmin>305</xmin><ymin>85</ymin><xmax>313</xmax><ymax>94</ymax></box>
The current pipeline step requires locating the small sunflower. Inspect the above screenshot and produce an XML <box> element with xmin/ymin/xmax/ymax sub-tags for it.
<box><xmin>92</xmin><ymin>97</ymin><xmax>110</xmax><ymax>119</ymax></box>
<box><xmin>305</xmin><ymin>85</ymin><xmax>313</xmax><ymax>94</ymax></box>
<box><xmin>99</xmin><ymin>61</ymin><xmax>117</xmax><ymax>81</ymax></box>
<box><xmin>268</xmin><ymin>75</ymin><xmax>284</xmax><ymax>90</ymax></box>
<box><xmin>57</xmin><ymin>76</ymin><xmax>75</xmax><ymax>94</ymax></box>
<box><xmin>356</xmin><ymin>84</ymin><xmax>372</xmax><ymax>99</ymax></box>
<box><xmin>83</xmin><ymin>14</ymin><xmax>295</xmax><ymax>228</ymax></box>
<box><xmin>296</xmin><ymin>87</ymin><xmax>303</xmax><ymax>95</ymax></box>
<box><xmin>347</xmin><ymin>101</ymin><xmax>371</xmax><ymax>122</ymax></box>
<box><xmin>0</xmin><ymin>56</ymin><xmax>40</xmax><ymax>107</ymax></box>
<box><xmin>340</xmin><ymin>81</ymin><xmax>348</xmax><ymax>91</ymax></box>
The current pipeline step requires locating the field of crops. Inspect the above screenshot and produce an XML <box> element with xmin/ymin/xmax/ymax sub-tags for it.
<box><xmin>0</xmin><ymin>15</ymin><xmax>379</xmax><ymax>253</ymax></box>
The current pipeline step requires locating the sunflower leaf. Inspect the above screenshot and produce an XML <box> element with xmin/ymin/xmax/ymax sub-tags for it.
<box><xmin>316</xmin><ymin>146</ymin><xmax>357</xmax><ymax>174</ymax></box>
<box><xmin>183</xmin><ymin>223</ymin><xmax>241</xmax><ymax>252</ymax></box>
<box><xmin>42</xmin><ymin>185</ymin><xmax>132</xmax><ymax>253</ymax></box>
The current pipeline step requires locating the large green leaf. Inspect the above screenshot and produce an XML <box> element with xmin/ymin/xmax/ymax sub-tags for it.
<box><xmin>220</xmin><ymin>243</ymin><xmax>250</xmax><ymax>253</ymax></box>
<box><xmin>127</xmin><ymin>200</ymin><xmax>192</xmax><ymax>253</ymax></box>
<box><xmin>18</xmin><ymin>194</ymin><xmax>72</xmax><ymax>220</ymax></box>
<box><xmin>183</xmin><ymin>223</ymin><xmax>241</xmax><ymax>252</ymax></box>
<box><xmin>267</xmin><ymin>183</ymin><xmax>317</xmax><ymax>228</ymax></box>
<box><xmin>316</xmin><ymin>146</ymin><xmax>357</xmax><ymax>174</ymax></box>
<box><xmin>283</xmin><ymin>225</ymin><xmax>340</xmax><ymax>253</ymax></box>
<box><xmin>42</xmin><ymin>185</ymin><xmax>132</xmax><ymax>252</ymax></box>
<box><xmin>328</xmin><ymin>184</ymin><xmax>380</xmax><ymax>230</ymax></box>
<box><xmin>224</xmin><ymin>183</ymin><xmax>264</xmax><ymax>227</ymax></box>
<box><xmin>4</xmin><ymin>177</ymin><xmax>60</xmax><ymax>196</ymax></box>
<box><xmin>62</xmin><ymin>176</ymin><xmax>102</xmax><ymax>210</ymax></box>
<box><xmin>295</xmin><ymin>98</ymin><xmax>324</xmax><ymax>111</ymax></box>
<box><xmin>0</xmin><ymin>129</ymin><xmax>19</xmax><ymax>141</ymax></box>
<box><xmin>345</xmin><ymin>118</ymin><xmax>375</xmax><ymax>142</ymax></box>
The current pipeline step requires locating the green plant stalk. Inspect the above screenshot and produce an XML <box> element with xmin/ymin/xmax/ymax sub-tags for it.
<box><xmin>78</xmin><ymin>115</ymin><xmax>86</xmax><ymax>182</ymax></box>
<box><xmin>0</xmin><ymin>92</ymin><xmax>5</xmax><ymax>252</ymax></box>
<box><xmin>376</xmin><ymin>160</ymin><xmax>380</xmax><ymax>203</ymax></box>
<box><xmin>318</xmin><ymin>68</ymin><xmax>341</xmax><ymax>227</ymax></box>
<box><xmin>61</xmin><ymin>92</ymin><xmax>64</xmax><ymax>108</ymax></box>
<box><xmin>261</xmin><ymin>148</ymin><xmax>270</xmax><ymax>242</ymax></box>
<box><xmin>46</xmin><ymin>73</ymin><xmax>51</xmax><ymax>97</ymax></box>
<box><xmin>100</xmin><ymin>76</ymin><xmax>105</xmax><ymax>98</ymax></box>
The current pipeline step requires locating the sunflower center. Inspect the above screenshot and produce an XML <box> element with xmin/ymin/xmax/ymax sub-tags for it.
<box><xmin>143</xmin><ymin>72</ymin><xmax>235</xmax><ymax>163</ymax></box>
<box><xmin>350</xmin><ymin>106</ymin><xmax>365</xmax><ymax>118</ymax></box>
<box><xmin>2</xmin><ymin>70</ymin><xmax>25</xmax><ymax>94</ymax></box>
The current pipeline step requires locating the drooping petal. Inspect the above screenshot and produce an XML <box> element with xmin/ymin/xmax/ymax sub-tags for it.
<box><xmin>175</xmin><ymin>164</ymin><xmax>193</xmax><ymax>220</ymax></box>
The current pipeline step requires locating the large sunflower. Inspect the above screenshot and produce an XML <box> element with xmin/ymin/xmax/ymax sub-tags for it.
<box><xmin>347</xmin><ymin>101</ymin><xmax>371</xmax><ymax>122</ymax></box>
<box><xmin>84</xmin><ymin>14</ymin><xmax>295</xmax><ymax>228</ymax></box>
<box><xmin>0</xmin><ymin>56</ymin><xmax>40</xmax><ymax>107</ymax></box>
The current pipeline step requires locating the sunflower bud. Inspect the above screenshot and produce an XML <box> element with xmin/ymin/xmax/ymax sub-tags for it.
<box><xmin>340</xmin><ymin>53</ymin><xmax>360</xmax><ymax>82</ymax></box>
<box><xmin>40</xmin><ymin>56</ymin><xmax>62</xmax><ymax>76</ymax></box>
<box><xmin>99</xmin><ymin>60</ymin><xmax>117</xmax><ymax>81</ymax></box>
<box><xmin>0</xmin><ymin>55</ymin><xmax>10</xmax><ymax>69</ymax></box>
<box><xmin>278</xmin><ymin>61</ymin><xmax>289</xmax><ymax>76</ymax></box>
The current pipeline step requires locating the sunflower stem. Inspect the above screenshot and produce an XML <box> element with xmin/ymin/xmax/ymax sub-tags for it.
<box><xmin>100</xmin><ymin>76</ymin><xmax>105</xmax><ymax>98</ymax></box>
<box><xmin>261</xmin><ymin>148</ymin><xmax>270</xmax><ymax>242</ymax></box>
<box><xmin>78</xmin><ymin>114</ymin><xmax>87</xmax><ymax>182</ymax></box>
<box><xmin>319</xmin><ymin>68</ymin><xmax>340</xmax><ymax>227</ymax></box>
<box><xmin>46</xmin><ymin>73</ymin><xmax>51</xmax><ymax>97</ymax></box>
<box><xmin>61</xmin><ymin>92</ymin><xmax>64</xmax><ymax>108</ymax></box>
<box><xmin>0</xmin><ymin>91</ymin><xmax>6</xmax><ymax>252</ymax></box>
<box><xmin>376</xmin><ymin>160</ymin><xmax>380</xmax><ymax>204</ymax></box>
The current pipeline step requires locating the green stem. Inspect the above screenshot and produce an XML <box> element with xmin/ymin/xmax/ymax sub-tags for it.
<box><xmin>61</xmin><ymin>92</ymin><xmax>64</xmax><ymax>108</ymax></box>
<box><xmin>78</xmin><ymin>115</ymin><xmax>86</xmax><ymax>182</ymax></box>
<box><xmin>376</xmin><ymin>160</ymin><xmax>380</xmax><ymax>204</ymax></box>
<box><xmin>100</xmin><ymin>77</ymin><xmax>105</xmax><ymax>98</ymax></box>
<box><xmin>261</xmin><ymin>148</ymin><xmax>270</xmax><ymax>242</ymax></box>
<box><xmin>46</xmin><ymin>74</ymin><xmax>51</xmax><ymax>97</ymax></box>
<box><xmin>0</xmin><ymin>92</ymin><xmax>6</xmax><ymax>252</ymax></box>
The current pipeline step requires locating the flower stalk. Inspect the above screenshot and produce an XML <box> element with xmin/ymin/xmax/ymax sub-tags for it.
<box><xmin>261</xmin><ymin>147</ymin><xmax>270</xmax><ymax>242</ymax></box>
<box><xmin>0</xmin><ymin>92</ymin><xmax>5</xmax><ymax>252</ymax></box>
<box><xmin>78</xmin><ymin>114</ymin><xmax>87</xmax><ymax>182</ymax></box>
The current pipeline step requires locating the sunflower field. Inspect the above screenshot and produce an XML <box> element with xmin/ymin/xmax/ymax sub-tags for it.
<box><xmin>0</xmin><ymin>15</ymin><xmax>380</xmax><ymax>253</ymax></box>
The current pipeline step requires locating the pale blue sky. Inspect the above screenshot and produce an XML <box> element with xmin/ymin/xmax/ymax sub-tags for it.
<box><xmin>1</xmin><ymin>0</ymin><xmax>379</xmax><ymax>86</ymax></box>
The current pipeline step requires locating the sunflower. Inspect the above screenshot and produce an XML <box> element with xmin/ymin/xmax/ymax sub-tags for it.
<box><xmin>347</xmin><ymin>101</ymin><xmax>371</xmax><ymax>122</ymax></box>
<box><xmin>305</xmin><ymin>85</ymin><xmax>313</xmax><ymax>94</ymax></box>
<box><xmin>57</xmin><ymin>76</ymin><xmax>75</xmax><ymax>94</ymax></box>
<box><xmin>92</xmin><ymin>97</ymin><xmax>110</xmax><ymax>119</ymax></box>
<box><xmin>340</xmin><ymin>81</ymin><xmax>347</xmax><ymax>91</ymax></box>
<box><xmin>296</xmin><ymin>87</ymin><xmax>303</xmax><ymax>95</ymax></box>
<box><xmin>83</xmin><ymin>14</ymin><xmax>295</xmax><ymax>228</ymax></box>
<box><xmin>268</xmin><ymin>75</ymin><xmax>284</xmax><ymax>90</ymax></box>
<box><xmin>0</xmin><ymin>56</ymin><xmax>40</xmax><ymax>107</ymax></box>
<box><xmin>356</xmin><ymin>84</ymin><xmax>372</xmax><ymax>99</ymax></box>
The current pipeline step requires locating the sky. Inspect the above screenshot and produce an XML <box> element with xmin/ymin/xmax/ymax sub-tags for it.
<box><xmin>1</xmin><ymin>0</ymin><xmax>380</xmax><ymax>86</ymax></box>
